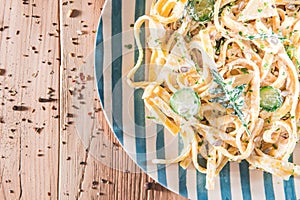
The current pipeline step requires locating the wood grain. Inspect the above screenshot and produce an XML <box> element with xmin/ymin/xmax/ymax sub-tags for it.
<box><xmin>0</xmin><ymin>0</ymin><xmax>60</xmax><ymax>199</ymax></box>
<box><xmin>0</xmin><ymin>0</ymin><xmax>187</xmax><ymax>199</ymax></box>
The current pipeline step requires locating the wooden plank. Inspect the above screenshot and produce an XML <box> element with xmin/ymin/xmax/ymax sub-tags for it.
<box><xmin>0</xmin><ymin>0</ymin><xmax>60</xmax><ymax>199</ymax></box>
<box><xmin>58</xmin><ymin>0</ymin><xmax>109</xmax><ymax>199</ymax></box>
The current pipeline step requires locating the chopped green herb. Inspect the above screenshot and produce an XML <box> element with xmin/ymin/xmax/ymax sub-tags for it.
<box><xmin>198</xmin><ymin>141</ymin><xmax>204</xmax><ymax>146</ymax></box>
<box><xmin>124</xmin><ymin>44</ymin><xmax>133</xmax><ymax>49</ymax></box>
<box><xmin>241</xmin><ymin>68</ymin><xmax>249</xmax><ymax>74</ymax></box>
<box><xmin>195</xmin><ymin>115</ymin><xmax>204</xmax><ymax>121</ymax></box>
<box><xmin>257</xmin><ymin>8</ymin><xmax>263</xmax><ymax>13</ymax></box>
<box><xmin>243</xmin><ymin>139</ymin><xmax>249</xmax><ymax>143</ymax></box>
<box><xmin>285</xmin><ymin>45</ymin><xmax>295</xmax><ymax>60</ymax></box>
<box><xmin>195</xmin><ymin>64</ymin><xmax>201</xmax><ymax>73</ymax></box>
<box><xmin>186</xmin><ymin>32</ymin><xmax>193</xmax><ymax>41</ymax></box>
<box><xmin>248</xmin><ymin>35</ymin><xmax>255</xmax><ymax>40</ymax></box>
<box><xmin>215</xmin><ymin>37</ymin><xmax>225</xmax><ymax>55</ymax></box>
<box><xmin>263</xmin><ymin>63</ymin><xmax>269</xmax><ymax>69</ymax></box>
<box><xmin>146</xmin><ymin>116</ymin><xmax>157</xmax><ymax>120</ymax></box>
<box><xmin>272</xmin><ymin>144</ymin><xmax>278</xmax><ymax>150</ymax></box>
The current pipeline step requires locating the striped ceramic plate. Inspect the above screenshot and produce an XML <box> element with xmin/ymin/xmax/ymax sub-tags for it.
<box><xmin>95</xmin><ymin>0</ymin><xmax>300</xmax><ymax>199</ymax></box>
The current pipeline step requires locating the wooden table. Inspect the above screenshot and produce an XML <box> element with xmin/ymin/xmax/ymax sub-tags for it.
<box><xmin>0</xmin><ymin>1</ymin><xmax>187</xmax><ymax>199</ymax></box>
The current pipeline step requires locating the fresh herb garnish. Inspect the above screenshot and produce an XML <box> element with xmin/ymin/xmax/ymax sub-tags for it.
<box><xmin>124</xmin><ymin>44</ymin><xmax>133</xmax><ymax>49</ymax></box>
<box><xmin>198</xmin><ymin>141</ymin><xmax>204</xmax><ymax>146</ymax></box>
<box><xmin>215</xmin><ymin>37</ymin><xmax>225</xmax><ymax>55</ymax></box>
<box><xmin>246</xmin><ymin>32</ymin><xmax>288</xmax><ymax>42</ymax></box>
<box><xmin>284</xmin><ymin>45</ymin><xmax>295</xmax><ymax>60</ymax></box>
<box><xmin>272</xmin><ymin>144</ymin><xmax>278</xmax><ymax>150</ymax></box>
<box><xmin>241</xmin><ymin>68</ymin><xmax>249</xmax><ymax>74</ymax></box>
<box><xmin>209</xmin><ymin>69</ymin><xmax>251</xmax><ymax>136</ymax></box>
<box><xmin>146</xmin><ymin>116</ymin><xmax>157</xmax><ymax>120</ymax></box>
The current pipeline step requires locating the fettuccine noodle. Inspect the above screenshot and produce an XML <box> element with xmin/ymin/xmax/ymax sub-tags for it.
<box><xmin>127</xmin><ymin>0</ymin><xmax>300</xmax><ymax>190</ymax></box>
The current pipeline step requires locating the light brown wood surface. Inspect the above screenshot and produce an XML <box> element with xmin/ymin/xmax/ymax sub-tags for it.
<box><xmin>0</xmin><ymin>1</ymin><xmax>187</xmax><ymax>199</ymax></box>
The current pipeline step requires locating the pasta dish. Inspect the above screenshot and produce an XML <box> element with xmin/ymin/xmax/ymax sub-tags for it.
<box><xmin>127</xmin><ymin>0</ymin><xmax>300</xmax><ymax>190</ymax></box>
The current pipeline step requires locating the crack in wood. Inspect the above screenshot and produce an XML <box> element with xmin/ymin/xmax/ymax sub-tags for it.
<box><xmin>18</xmin><ymin>134</ymin><xmax>22</xmax><ymax>199</ymax></box>
<box><xmin>75</xmin><ymin>115</ymin><xmax>97</xmax><ymax>199</ymax></box>
<box><xmin>0</xmin><ymin>168</ymin><xmax>8</xmax><ymax>200</ymax></box>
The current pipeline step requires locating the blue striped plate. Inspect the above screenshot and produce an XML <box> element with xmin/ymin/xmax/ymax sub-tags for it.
<box><xmin>95</xmin><ymin>0</ymin><xmax>300</xmax><ymax>199</ymax></box>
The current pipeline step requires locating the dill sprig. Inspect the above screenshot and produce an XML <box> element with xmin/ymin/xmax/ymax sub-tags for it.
<box><xmin>209</xmin><ymin>69</ymin><xmax>251</xmax><ymax>136</ymax></box>
<box><xmin>246</xmin><ymin>32</ymin><xmax>288</xmax><ymax>42</ymax></box>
